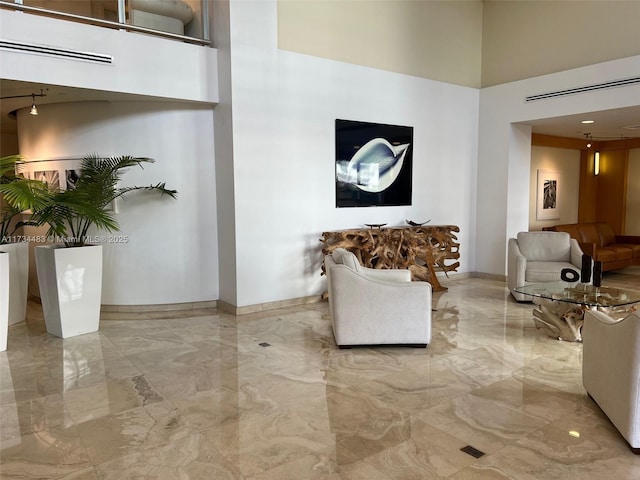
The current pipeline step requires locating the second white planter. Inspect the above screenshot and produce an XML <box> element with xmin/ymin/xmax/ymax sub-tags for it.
<box><xmin>35</xmin><ymin>244</ymin><xmax>103</xmax><ymax>338</ymax></box>
<box><xmin>0</xmin><ymin>242</ymin><xmax>29</xmax><ymax>326</ymax></box>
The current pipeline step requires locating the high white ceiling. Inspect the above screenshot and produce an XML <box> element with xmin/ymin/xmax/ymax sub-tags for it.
<box><xmin>2</xmin><ymin>79</ymin><xmax>640</xmax><ymax>141</ymax></box>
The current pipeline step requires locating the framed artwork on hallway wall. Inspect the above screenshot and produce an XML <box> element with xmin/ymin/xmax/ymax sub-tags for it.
<box><xmin>18</xmin><ymin>158</ymin><xmax>82</xmax><ymax>192</ymax></box>
<box><xmin>536</xmin><ymin>170</ymin><xmax>560</xmax><ymax>220</ymax></box>
<box><xmin>17</xmin><ymin>158</ymin><xmax>118</xmax><ymax>212</ymax></box>
<box><xmin>335</xmin><ymin>119</ymin><xmax>413</xmax><ymax>207</ymax></box>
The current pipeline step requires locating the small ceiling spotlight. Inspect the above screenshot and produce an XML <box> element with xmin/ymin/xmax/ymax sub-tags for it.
<box><xmin>581</xmin><ymin>120</ymin><xmax>595</xmax><ymax>124</ymax></box>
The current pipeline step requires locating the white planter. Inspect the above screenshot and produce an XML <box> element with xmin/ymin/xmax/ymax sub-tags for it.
<box><xmin>0</xmin><ymin>251</ymin><xmax>9</xmax><ymax>351</ymax></box>
<box><xmin>0</xmin><ymin>242</ymin><xmax>29</xmax><ymax>326</ymax></box>
<box><xmin>35</xmin><ymin>244</ymin><xmax>103</xmax><ymax>338</ymax></box>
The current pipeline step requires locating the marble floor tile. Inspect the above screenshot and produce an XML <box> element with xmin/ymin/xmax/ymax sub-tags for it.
<box><xmin>2</xmin><ymin>272</ymin><xmax>640</xmax><ymax>479</ymax></box>
<box><xmin>1</xmin><ymin>393</ymin><xmax>71</xmax><ymax>446</ymax></box>
<box><xmin>362</xmin><ymin>419</ymin><xmax>479</xmax><ymax>479</ymax></box>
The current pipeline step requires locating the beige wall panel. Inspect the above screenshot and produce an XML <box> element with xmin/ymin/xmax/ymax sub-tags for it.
<box><xmin>529</xmin><ymin>146</ymin><xmax>580</xmax><ymax>231</ymax></box>
<box><xmin>626</xmin><ymin>148</ymin><xmax>640</xmax><ymax>235</ymax></box>
<box><xmin>278</xmin><ymin>0</ymin><xmax>483</xmax><ymax>87</ymax></box>
<box><xmin>482</xmin><ymin>1</ymin><xmax>640</xmax><ymax>87</ymax></box>
<box><xmin>596</xmin><ymin>148</ymin><xmax>628</xmax><ymax>234</ymax></box>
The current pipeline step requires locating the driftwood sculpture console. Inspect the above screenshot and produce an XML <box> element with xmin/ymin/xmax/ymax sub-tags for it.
<box><xmin>320</xmin><ymin>225</ymin><xmax>460</xmax><ymax>291</ymax></box>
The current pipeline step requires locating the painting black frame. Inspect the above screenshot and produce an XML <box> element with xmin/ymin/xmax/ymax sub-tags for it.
<box><xmin>335</xmin><ymin>119</ymin><xmax>413</xmax><ymax>208</ymax></box>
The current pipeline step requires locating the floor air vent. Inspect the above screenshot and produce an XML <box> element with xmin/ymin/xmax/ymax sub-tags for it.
<box><xmin>0</xmin><ymin>40</ymin><xmax>113</xmax><ymax>64</ymax></box>
<box><xmin>525</xmin><ymin>76</ymin><xmax>640</xmax><ymax>102</ymax></box>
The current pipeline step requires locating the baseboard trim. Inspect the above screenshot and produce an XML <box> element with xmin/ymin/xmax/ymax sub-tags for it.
<box><xmin>470</xmin><ymin>271</ymin><xmax>507</xmax><ymax>282</ymax></box>
<box><xmin>32</xmin><ymin>272</ymin><xmax>507</xmax><ymax>317</ymax></box>
<box><xmin>100</xmin><ymin>300</ymin><xmax>217</xmax><ymax>313</ymax></box>
<box><xmin>218</xmin><ymin>294</ymin><xmax>324</xmax><ymax>316</ymax></box>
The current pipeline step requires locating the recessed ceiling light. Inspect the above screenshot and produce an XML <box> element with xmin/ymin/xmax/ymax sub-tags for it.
<box><xmin>581</xmin><ymin>120</ymin><xmax>595</xmax><ymax>124</ymax></box>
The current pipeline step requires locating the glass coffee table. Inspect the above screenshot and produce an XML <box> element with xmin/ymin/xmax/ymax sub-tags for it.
<box><xmin>514</xmin><ymin>281</ymin><xmax>640</xmax><ymax>342</ymax></box>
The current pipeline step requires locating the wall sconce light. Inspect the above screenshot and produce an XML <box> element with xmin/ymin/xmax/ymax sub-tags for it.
<box><xmin>594</xmin><ymin>151</ymin><xmax>600</xmax><ymax>176</ymax></box>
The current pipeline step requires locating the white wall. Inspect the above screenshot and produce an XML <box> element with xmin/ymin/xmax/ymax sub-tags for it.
<box><xmin>226</xmin><ymin>0</ymin><xmax>479</xmax><ymax>307</ymax></box>
<box><xmin>477</xmin><ymin>56</ymin><xmax>640</xmax><ymax>276</ymax></box>
<box><xmin>212</xmin><ymin>0</ymin><xmax>238</xmax><ymax>307</ymax></box>
<box><xmin>17</xmin><ymin>101</ymin><xmax>218</xmax><ymax>305</ymax></box>
<box><xmin>627</xmin><ymin>148</ymin><xmax>640</xmax><ymax>235</ymax></box>
<box><xmin>528</xmin><ymin>146</ymin><xmax>580</xmax><ymax>231</ymax></box>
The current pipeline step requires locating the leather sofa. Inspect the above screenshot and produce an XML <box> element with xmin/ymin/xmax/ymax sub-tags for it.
<box><xmin>544</xmin><ymin>222</ymin><xmax>640</xmax><ymax>271</ymax></box>
<box><xmin>324</xmin><ymin>248</ymin><xmax>431</xmax><ymax>347</ymax></box>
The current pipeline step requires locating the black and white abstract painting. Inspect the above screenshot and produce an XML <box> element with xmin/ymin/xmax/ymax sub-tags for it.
<box><xmin>335</xmin><ymin>119</ymin><xmax>413</xmax><ymax>207</ymax></box>
<box><xmin>536</xmin><ymin>170</ymin><xmax>560</xmax><ymax>220</ymax></box>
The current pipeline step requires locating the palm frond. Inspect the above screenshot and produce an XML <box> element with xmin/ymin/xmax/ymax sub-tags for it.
<box><xmin>0</xmin><ymin>154</ymin><xmax>23</xmax><ymax>180</ymax></box>
<box><xmin>2</xmin><ymin>153</ymin><xmax>176</xmax><ymax>246</ymax></box>
<box><xmin>0</xmin><ymin>155</ymin><xmax>50</xmax><ymax>244</ymax></box>
<box><xmin>0</xmin><ymin>180</ymin><xmax>52</xmax><ymax>212</ymax></box>
<box><xmin>22</xmin><ymin>154</ymin><xmax>177</xmax><ymax>246</ymax></box>
<box><xmin>115</xmin><ymin>182</ymin><xmax>178</xmax><ymax>200</ymax></box>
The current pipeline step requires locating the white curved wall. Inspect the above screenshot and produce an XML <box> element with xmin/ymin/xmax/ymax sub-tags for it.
<box><xmin>17</xmin><ymin>101</ymin><xmax>218</xmax><ymax>305</ymax></box>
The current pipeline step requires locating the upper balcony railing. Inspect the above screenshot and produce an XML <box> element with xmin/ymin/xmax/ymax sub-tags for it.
<box><xmin>0</xmin><ymin>0</ymin><xmax>211</xmax><ymax>46</ymax></box>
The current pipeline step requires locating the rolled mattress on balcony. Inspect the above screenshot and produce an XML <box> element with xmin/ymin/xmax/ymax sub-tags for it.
<box><xmin>130</xmin><ymin>0</ymin><xmax>194</xmax><ymax>35</ymax></box>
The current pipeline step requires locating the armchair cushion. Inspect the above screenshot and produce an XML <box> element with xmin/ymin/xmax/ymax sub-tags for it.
<box><xmin>516</xmin><ymin>231</ymin><xmax>572</xmax><ymax>262</ymax></box>
<box><xmin>582</xmin><ymin>310</ymin><xmax>640</xmax><ymax>450</ymax></box>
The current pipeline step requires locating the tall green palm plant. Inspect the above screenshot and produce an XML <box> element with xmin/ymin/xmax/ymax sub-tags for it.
<box><xmin>10</xmin><ymin>154</ymin><xmax>177</xmax><ymax>247</ymax></box>
<box><xmin>0</xmin><ymin>154</ymin><xmax>50</xmax><ymax>244</ymax></box>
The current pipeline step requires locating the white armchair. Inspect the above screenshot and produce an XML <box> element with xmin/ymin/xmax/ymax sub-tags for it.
<box><xmin>582</xmin><ymin>310</ymin><xmax>640</xmax><ymax>451</ymax></box>
<box><xmin>508</xmin><ymin>231</ymin><xmax>584</xmax><ymax>301</ymax></box>
<box><xmin>324</xmin><ymin>248</ymin><xmax>431</xmax><ymax>348</ymax></box>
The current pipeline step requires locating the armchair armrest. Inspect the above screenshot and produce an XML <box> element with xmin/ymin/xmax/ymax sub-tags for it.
<box><xmin>579</xmin><ymin>242</ymin><xmax>597</xmax><ymax>257</ymax></box>
<box><xmin>507</xmin><ymin>238</ymin><xmax>527</xmax><ymax>292</ymax></box>
<box><xmin>582</xmin><ymin>311</ymin><xmax>640</xmax><ymax>447</ymax></box>
<box><xmin>569</xmin><ymin>238</ymin><xmax>584</xmax><ymax>269</ymax></box>
<box><xmin>585</xmin><ymin>309</ymin><xmax>619</xmax><ymax>325</ymax></box>
<box><xmin>358</xmin><ymin>266</ymin><xmax>412</xmax><ymax>282</ymax></box>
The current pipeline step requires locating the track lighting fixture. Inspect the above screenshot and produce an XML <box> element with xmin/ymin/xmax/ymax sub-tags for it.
<box><xmin>0</xmin><ymin>88</ymin><xmax>47</xmax><ymax>115</ymax></box>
